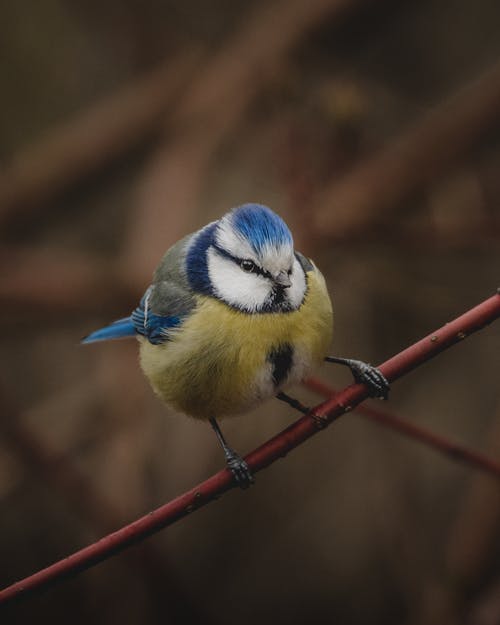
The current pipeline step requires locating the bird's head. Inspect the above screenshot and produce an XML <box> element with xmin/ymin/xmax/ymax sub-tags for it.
<box><xmin>186</xmin><ymin>204</ymin><xmax>307</xmax><ymax>313</ymax></box>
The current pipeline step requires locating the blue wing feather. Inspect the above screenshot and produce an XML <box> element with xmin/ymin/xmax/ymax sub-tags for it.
<box><xmin>82</xmin><ymin>287</ymin><xmax>184</xmax><ymax>346</ymax></box>
<box><xmin>131</xmin><ymin>299</ymin><xmax>182</xmax><ymax>345</ymax></box>
<box><xmin>81</xmin><ymin>317</ymin><xmax>136</xmax><ymax>343</ymax></box>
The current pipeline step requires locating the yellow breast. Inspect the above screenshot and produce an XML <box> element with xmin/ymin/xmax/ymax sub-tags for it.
<box><xmin>139</xmin><ymin>268</ymin><xmax>333</xmax><ymax>420</ymax></box>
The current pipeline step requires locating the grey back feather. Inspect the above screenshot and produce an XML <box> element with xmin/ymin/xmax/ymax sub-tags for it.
<box><xmin>149</xmin><ymin>234</ymin><xmax>196</xmax><ymax>318</ymax></box>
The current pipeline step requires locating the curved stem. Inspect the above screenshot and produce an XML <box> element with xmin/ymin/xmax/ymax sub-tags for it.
<box><xmin>1</xmin><ymin>290</ymin><xmax>499</xmax><ymax>607</ymax></box>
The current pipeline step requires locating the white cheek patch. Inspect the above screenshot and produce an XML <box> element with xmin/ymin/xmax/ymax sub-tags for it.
<box><xmin>287</xmin><ymin>256</ymin><xmax>307</xmax><ymax>308</ymax></box>
<box><xmin>207</xmin><ymin>248</ymin><xmax>271</xmax><ymax>312</ymax></box>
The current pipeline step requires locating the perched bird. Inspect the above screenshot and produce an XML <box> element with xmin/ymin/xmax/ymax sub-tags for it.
<box><xmin>83</xmin><ymin>204</ymin><xmax>388</xmax><ymax>487</ymax></box>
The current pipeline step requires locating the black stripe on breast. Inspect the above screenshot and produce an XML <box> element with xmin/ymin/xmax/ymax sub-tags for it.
<box><xmin>267</xmin><ymin>343</ymin><xmax>294</xmax><ymax>387</ymax></box>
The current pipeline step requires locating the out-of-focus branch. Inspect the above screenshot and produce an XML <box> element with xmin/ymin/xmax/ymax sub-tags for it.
<box><xmin>0</xmin><ymin>290</ymin><xmax>498</xmax><ymax>607</ymax></box>
<box><xmin>445</xmin><ymin>401</ymin><xmax>500</xmax><ymax>587</ymax></box>
<box><xmin>0</xmin><ymin>247</ymin><xmax>135</xmax><ymax>314</ymax></box>
<box><xmin>0</xmin><ymin>391</ymin><xmax>120</xmax><ymax>532</ymax></box>
<box><xmin>0</xmin><ymin>0</ymin><xmax>361</xmax><ymax>233</ymax></box>
<box><xmin>312</xmin><ymin>61</ymin><xmax>500</xmax><ymax>238</ymax></box>
<box><xmin>0</xmin><ymin>389</ymin><xmax>216</xmax><ymax>625</ymax></box>
<box><xmin>169</xmin><ymin>0</ymin><xmax>360</xmax><ymax>131</ymax></box>
<box><xmin>304</xmin><ymin>378</ymin><xmax>500</xmax><ymax>478</ymax></box>
<box><xmin>0</xmin><ymin>50</ymin><xmax>201</xmax><ymax>225</ymax></box>
<box><xmin>125</xmin><ymin>0</ymin><xmax>364</xmax><ymax>285</ymax></box>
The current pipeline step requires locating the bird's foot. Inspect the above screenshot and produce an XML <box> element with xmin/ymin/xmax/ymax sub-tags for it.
<box><xmin>276</xmin><ymin>391</ymin><xmax>310</xmax><ymax>414</ymax></box>
<box><xmin>347</xmin><ymin>359</ymin><xmax>390</xmax><ymax>399</ymax></box>
<box><xmin>226</xmin><ymin>451</ymin><xmax>254</xmax><ymax>489</ymax></box>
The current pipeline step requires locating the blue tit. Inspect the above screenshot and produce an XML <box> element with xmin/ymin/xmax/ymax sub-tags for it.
<box><xmin>83</xmin><ymin>203</ymin><xmax>388</xmax><ymax>487</ymax></box>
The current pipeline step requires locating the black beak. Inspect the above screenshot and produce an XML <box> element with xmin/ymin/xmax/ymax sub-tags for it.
<box><xmin>274</xmin><ymin>270</ymin><xmax>292</xmax><ymax>289</ymax></box>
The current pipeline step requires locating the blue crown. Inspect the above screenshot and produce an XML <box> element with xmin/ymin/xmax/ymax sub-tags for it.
<box><xmin>186</xmin><ymin>204</ymin><xmax>293</xmax><ymax>296</ymax></box>
<box><xmin>231</xmin><ymin>204</ymin><xmax>293</xmax><ymax>254</ymax></box>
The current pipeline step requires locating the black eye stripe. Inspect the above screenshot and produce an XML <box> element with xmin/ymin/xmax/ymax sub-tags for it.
<box><xmin>212</xmin><ymin>244</ymin><xmax>272</xmax><ymax>279</ymax></box>
<box><xmin>212</xmin><ymin>243</ymin><xmax>238</xmax><ymax>263</ymax></box>
<box><xmin>241</xmin><ymin>259</ymin><xmax>272</xmax><ymax>279</ymax></box>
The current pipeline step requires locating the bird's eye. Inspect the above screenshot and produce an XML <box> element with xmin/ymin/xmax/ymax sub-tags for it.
<box><xmin>240</xmin><ymin>259</ymin><xmax>256</xmax><ymax>272</ymax></box>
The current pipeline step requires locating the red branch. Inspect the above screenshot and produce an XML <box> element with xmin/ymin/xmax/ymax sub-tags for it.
<box><xmin>1</xmin><ymin>290</ymin><xmax>499</xmax><ymax>607</ymax></box>
<box><xmin>304</xmin><ymin>378</ymin><xmax>500</xmax><ymax>478</ymax></box>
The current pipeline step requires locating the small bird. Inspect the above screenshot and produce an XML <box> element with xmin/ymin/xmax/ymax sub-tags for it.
<box><xmin>83</xmin><ymin>204</ymin><xmax>388</xmax><ymax>487</ymax></box>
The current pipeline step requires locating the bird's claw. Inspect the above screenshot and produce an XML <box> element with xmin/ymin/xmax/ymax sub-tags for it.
<box><xmin>349</xmin><ymin>360</ymin><xmax>390</xmax><ymax>399</ymax></box>
<box><xmin>226</xmin><ymin>452</ymin><xmax>254</xmax><ymax>489</ymax></box>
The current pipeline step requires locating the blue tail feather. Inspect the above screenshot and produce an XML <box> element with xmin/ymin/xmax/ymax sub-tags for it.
<box><xmin>81</xmin><ymin>317</ymin><xmax>136</xmax><ymax>344</ymax></box>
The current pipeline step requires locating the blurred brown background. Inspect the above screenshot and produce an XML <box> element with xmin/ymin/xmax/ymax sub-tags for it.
<box><xmin>1</xmin><ymin>1</ymin><xmax>500</xmax><ymax>624</ymax></box>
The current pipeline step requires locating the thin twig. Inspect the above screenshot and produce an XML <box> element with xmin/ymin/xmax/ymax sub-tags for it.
<box><xmin>303</xmin><ymin>378</ymin><xmax>500</xmax><ymax>478</ymax></box>
<box><xmin>0</xmin><ymin>289</ymin><xmax>498</xmax><ymax>607</ymax></box>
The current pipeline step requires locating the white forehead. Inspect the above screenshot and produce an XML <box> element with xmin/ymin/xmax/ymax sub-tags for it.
<box><xmin>215</xmin><ymin>215</ymin><xmax>294</xmax><ymax>272</ymax></box>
